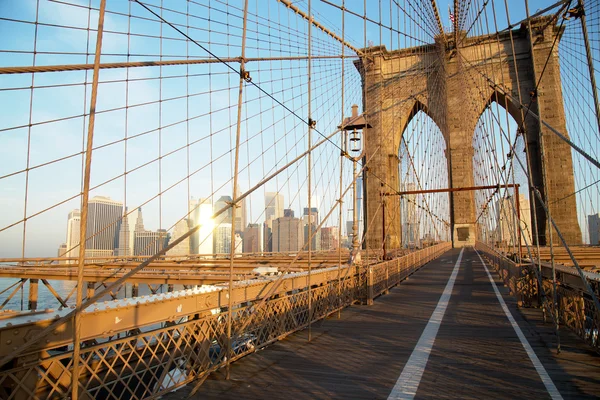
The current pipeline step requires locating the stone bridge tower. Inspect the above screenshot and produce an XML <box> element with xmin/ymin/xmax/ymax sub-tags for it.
<box><xmin>359</xmin><ymin>17</ymin><xmax>582</xmax><ymax>250</ymax></box>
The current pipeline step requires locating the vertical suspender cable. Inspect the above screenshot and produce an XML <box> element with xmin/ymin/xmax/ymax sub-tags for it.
<box><xmin>338</xmin><ymin>0</ymin><xmax>346</xmax><ymax>318</ymax></box>
<box><xmin>227</xmin><ymin>0</ymin><xmax>249</xmax><ymax>380</ymax></box>
<box><xmin>524</xmin><ymin>0</ymin><xmax>561</xmax><ymax>353</ymax></box>
<box><xmin>307</xmin><ymin>0</ymin><xmax>313</xmax><ymax>342</ymax></box>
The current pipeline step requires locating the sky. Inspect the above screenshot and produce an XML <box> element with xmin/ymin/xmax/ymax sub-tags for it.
<box><xmin>0</xmin><ymin>0</ymin><xmax>596</xmax><ymax>257</ymax></box>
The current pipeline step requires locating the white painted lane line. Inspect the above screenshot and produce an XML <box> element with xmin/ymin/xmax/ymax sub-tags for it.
<box><xmin>387</xmin><ymin>248</ymin><xmax>464</xmax><ymax>400</ymax></box>
<box><xmin>475</xmin><ymin>250</ymin><xmax>563</xmax><ymax>400</ymax></box>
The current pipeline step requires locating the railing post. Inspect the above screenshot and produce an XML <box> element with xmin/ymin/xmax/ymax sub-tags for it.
<box><xmin>27</xmin><ymin>279</ymin><xmax>38</xmax><ymax>311</ymax></box>
<box><xmin>385</xmin><ymin>262</ymin><xmax>389</xmax><ymax>293</ymax></box>
<box><xmin>367</xmin><ymin>266</ymin><xmax>374</xmax><ymax>305</ymax></box>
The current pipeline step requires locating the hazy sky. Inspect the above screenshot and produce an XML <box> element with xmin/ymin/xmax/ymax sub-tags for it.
<box><xmin>0</xmin><ymin>0</ymin><xmax>595</xmax><ymax>257</ymax></box>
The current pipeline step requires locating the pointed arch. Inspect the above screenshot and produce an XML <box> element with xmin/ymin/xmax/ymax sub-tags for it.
<box><xmin>475</xmin><ymin>89</ymin><xmax>525</xmax><ymax>132</ymax></box>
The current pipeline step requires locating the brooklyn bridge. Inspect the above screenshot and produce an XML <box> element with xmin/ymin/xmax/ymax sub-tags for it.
<box><xmin>0</xmin><ymin>0</ymin><xmax>599</xmax><ymax>398</ymax></box>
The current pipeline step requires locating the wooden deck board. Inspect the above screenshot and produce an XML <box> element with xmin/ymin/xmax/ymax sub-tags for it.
<box><xmin>165</xmin><ymin>249</ymin><xmax>600</xmax><ymax>399</ymax></box>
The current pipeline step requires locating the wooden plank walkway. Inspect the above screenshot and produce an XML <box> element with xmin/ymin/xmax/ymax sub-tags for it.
<box><xmin>165</xmin><ymin>248</ymin><xmax>600</xmax><ymax>399</ymax></box>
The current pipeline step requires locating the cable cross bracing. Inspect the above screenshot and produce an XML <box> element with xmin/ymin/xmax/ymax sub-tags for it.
<box><xmin>0</xmin><ymin>0</ymin><xmax>599</xmax><ymax>398</ymax></box>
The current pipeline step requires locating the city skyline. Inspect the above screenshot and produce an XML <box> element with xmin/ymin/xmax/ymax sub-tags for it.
<box><xmin>56</xmin><ymin>191</ymin><xmax>357</xmax><ymax>260</ymax></box>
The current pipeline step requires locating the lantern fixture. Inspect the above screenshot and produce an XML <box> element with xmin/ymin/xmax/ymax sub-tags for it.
<box><xmin>338</xmin><ymin>104</ymin><xmax>371</xmax><ymax>161</ymax></box>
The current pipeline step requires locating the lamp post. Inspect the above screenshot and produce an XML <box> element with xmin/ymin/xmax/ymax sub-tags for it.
<box><xmin>339</xmin><ymin>104</ymin><xmax>371</xmax><ymax>265</ymax></box>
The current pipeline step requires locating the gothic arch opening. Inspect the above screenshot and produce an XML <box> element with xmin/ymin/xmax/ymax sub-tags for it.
<box><xmin>472</xmin><ymin>97</ymin><xmax>533</xmax><ymax>253</ymax></box>
<box><xmin>398</xmin><ymin>108</ymin><xmax>451</xmax><ymax>248</ymax></box>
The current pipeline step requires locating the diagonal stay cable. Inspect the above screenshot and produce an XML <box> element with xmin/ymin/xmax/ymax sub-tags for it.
<box><xmin>132</xmin><ymin>0</ymin><xmax>346</xmax><ymax>154</ymax></box>
<box><xmin>458</xmin><ymin>51</ymin><xmax>600</xmax><ymax>170</ymax></box>
<box><xmin>0</xmin><ymin>125</ymin><xmax>342</xmax><ymax>370</ymax></box>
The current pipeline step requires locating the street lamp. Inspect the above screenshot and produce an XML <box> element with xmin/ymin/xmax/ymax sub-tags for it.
<box><xmin>339</xmin><ymin>104</ymin><xmax>371</xmax><ymax>264</ymax></box>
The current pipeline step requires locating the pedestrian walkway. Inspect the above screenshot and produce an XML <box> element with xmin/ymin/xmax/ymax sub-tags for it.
<box><xmin>166</xmin><ymin>248</ymin><xmax>600</xmax><ymax>399</ymax></box>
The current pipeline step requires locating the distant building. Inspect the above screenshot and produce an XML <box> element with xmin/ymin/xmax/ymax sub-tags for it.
<box><xmin>115</xmin><ymin>208</ymin><xmax>136</xmax><ymax>257</ymax></box>
<box><xmin>125</xmin><ymin>207</ymin><xmax>168</xmax><ymax>256</ymax></box>
<box><xmin>588</xmin><ymin>213</ymin><xmax>600</xmax><ymax>245</ymax></box>
<box><xmin>401</xmin><ymin>182</ymin><xmax>419</xmax><ymax>248</ymax></box>
<box><xmin>134</xmin><ymin>229</ymin><xmax>168</xmax><ymax>256</ymax></box>
<box><xmin>243</xmin><ymin>223</ymin><xmax>262</xmax><ymax>253</ymax></box>
<box><xmin>214</xmin><ymin>223</ymin><xmax>232</xmax><ymax>254</ymax></box>
<box><xmin>303</xmin><ymin>207</ymin><xmax>319</xmax><ymax>224</ymax></box>
<box><xmin>284</xmin><ymin>208</ymin><xmax>295</xmax><ymax>218</ymax></box>
<box><xmin>303</xmin><ymin>207</ymin><xmax>320</xmax><ymax>251</ymax></box>
<box><xmin>134</xmin><ymin>206</ymin><xmax>145</xmax><ymax>233</ymax></box>
<box><xmin>346</xmin><ymin>220</ymin><xmax>354</xmax><ymax>238</ymax></box>
<box><xmin>166</xmin><ymin>219</ymin><xmax>191</xmax><ymax>256</ymax></box>
<box><xmin>304</xmin><ymin>224</ymin><xmax>321</xmax><ymax>251</ymax></box>
<box><xmin>272</xmin><ymin>217</ymin><xmax>303</xmax><ymax>252</ymax></box>
<box><xmin>234</xmin><ymin>188</ymin><xmax>247</xmax><ymax>234</ymax></box>
<box><xmin>189</xmin><ymin>197</ymin><xmax>214</xmax><ymax>256</ymax></box>
<box><xmin>57</xmin><ymin>243</ymin><xmax>68</xmax><ymax>263</ymax></box>
<box><xmin>263</xmin><ymin>222</ymin><xmax>273</xmax><ymax>253</ymax></box>
<box><xmin>321</xmin><ymin>227</ymin><xmax>339</xmax><ymax>251</ymax></box>
<box><xmin>234</xmin><ymin>233</ymin><xmax>243</xmax><ymax>255</ymax></box>
<box><xmin>65</xmin><ymin>209</ymin><xmax>81</xmax><ymax>263</ymax></box>
<box><xmin>214</xmin><ymin>195</ymin><xmax>233</xmax><ymax>227</ymax></box>
<box><xmin>265</xmin><ymin>192</ymin><xmax>284</xmax><ymax>222</ymax></box>
<box><xmin>85</xmin><ymin>196</ymin><xmax>123</xmax><ymax>259</ymax></box>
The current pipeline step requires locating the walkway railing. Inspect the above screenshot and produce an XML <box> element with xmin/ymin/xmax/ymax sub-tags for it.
<box><xmin>367</xmin><ymin>243</ymin><xmax>452</xmax><ymax>303</ymax></box>
<box><xmin>475</xmin><ymin>241</ymin><xmax>600</xmax><ymax>354</ymax></box>
<box><xmin>0</xmin><ymin>243</ymin><xmax>450</xmax><ymax>400</ymax></box>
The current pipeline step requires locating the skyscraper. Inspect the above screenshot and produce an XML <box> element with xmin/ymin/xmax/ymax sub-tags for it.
<box><xmin>126</xmin><ymin>207</ymin><xmax>168</xmax><ymax>256</ymax></box>
<box><xmin>214</xmin><ymin>223</ymin><xmax>232</xmax><ymax>254</ymax></box>
<box><xmin>303</xmin><ymin>207</ymin><xmax>319</xmax><ymax>224</ymax></box>
<box><xmin>303</xmin><ymin>207</ymin><xmax>320</xmax><ymax>251</ymax></box>
<box><xmin>189</xmin><ymin>197</ymin><xmax>214</xmax><ymax>256</ymax></box>
<box><xmin>272</xmin><ymin>216</ymin><xmax>303</xmax><ymax>252</ymax></box>
<box><xmin>166</xmin><ymin>219</ymin><xmax>191</xmax><ymax>256</ymax></box>
<box><xmin>243</xmin><ymin>223</ymin><xmax>262</xmax><ymax>253</ymax></box>
<box><xmin>589</xmin><ymin>213</ymin><xmax>600</xmax><ymax>245</ymax></box>
<box><xmin>265</xmin><ymin>192</ymin><xmax>284</xmax><ymax>222</ymax></box>
<box><xmin>116</xmin><ymin>208</ymin><xmax>135</xmax><ymax>257</ymax></box>
<box><xmin>134</xmin><ymin>229</ymin><xmax>168</xmax><ymax>256</ymax></box>
<box><xmin>320</xmin><ymin>227</ymin><xmax>339</xmax><ymax>251</ymax></box>
<box><xmin>57</xmin><ymin>243</ymin><xmax>68</xmax><ymax>263</ymax></box>
<box><xmin>214</xmin><ymin>195</ymin><xmax>233</xmax><ymax>226</ymax></box>
<box><xmin>65</xmin><ymin>209</ymin><xmax>80</xmax><ymax>263</ymax></box>
<box><xmin>85</xmin><ymin>196</ymin><xmax>123</xmax><ymax>259</ymax></box>
<box><xmin>263</xmin><ymin>222</ymin><xmax>273</xmax><ymax>253</ymax></box>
